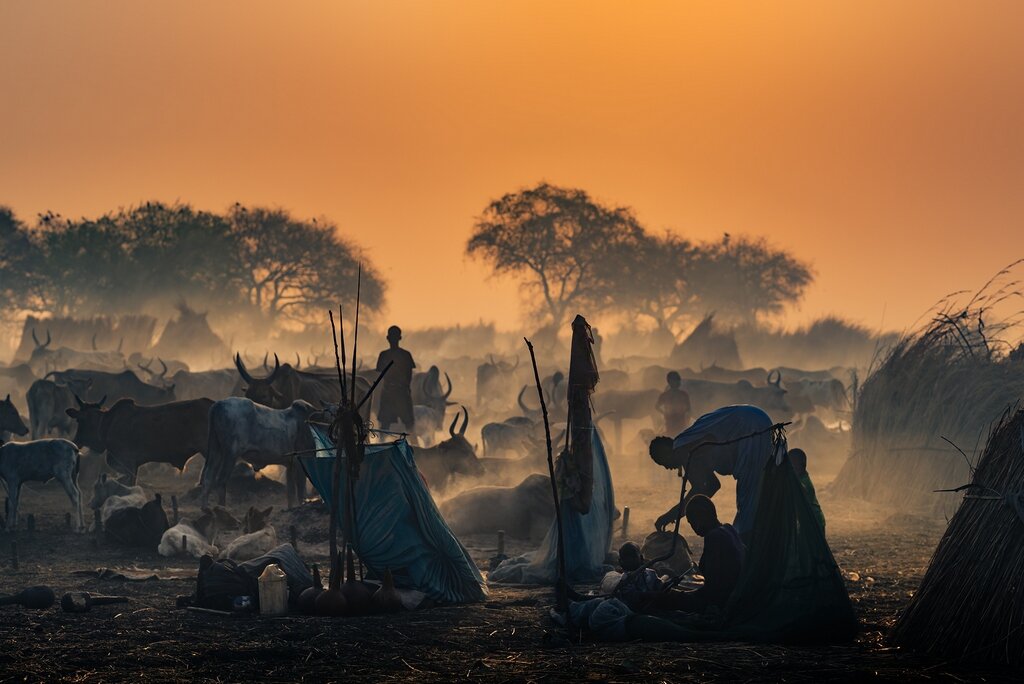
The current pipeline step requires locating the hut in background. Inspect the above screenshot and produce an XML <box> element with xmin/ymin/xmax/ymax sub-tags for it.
<box><xmin>668</xmin><ymin>314</ymin><xmax>743</xmax><ymax>370</ymax></box>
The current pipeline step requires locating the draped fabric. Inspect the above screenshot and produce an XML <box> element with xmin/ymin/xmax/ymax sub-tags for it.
<box><xmin>489</xmin><ymin>428</ymin><xmax>616</xmax><ymax>585</ymax></box>
<box><xmin>300</xmin><ymin>427</ymin><xmax>487</xmax><ymax>605</ymax></box>
<box><xmin>559</xmin><ymin>314</ymin><xmax>600</xmax><ymax>514</ymax></box>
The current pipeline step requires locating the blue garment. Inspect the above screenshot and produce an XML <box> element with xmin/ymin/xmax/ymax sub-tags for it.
<box><xmin>300</xmin><ymin>429</ymin><xmax>487</xmax><ymax>605</ymax></box>
<box><xmin>489</xmin><ymin>428</ymin><xmax>616</xmax><ymax>585</ymax></box>
<box><xmin>673</xmin><ymin>405</ymin><xmax>779</xmax><ymax>538</ymax></box>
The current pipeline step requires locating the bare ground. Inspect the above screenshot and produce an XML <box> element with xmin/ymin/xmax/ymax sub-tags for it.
<box><xmin>0</xmin><ymin>467</ymin><xmax>1017</xmax><ymax>683</ymax></box>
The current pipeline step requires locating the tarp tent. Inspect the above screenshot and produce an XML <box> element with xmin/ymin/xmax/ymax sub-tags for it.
<box><xmin>301</xmin><ymin>427</ymin><xmax>487</xmax><ymax>605</ymax></box>
<box><xmin>488</xmin><ymin>427</ymin><xmax>616</xmax><ymax>585</ymax></box>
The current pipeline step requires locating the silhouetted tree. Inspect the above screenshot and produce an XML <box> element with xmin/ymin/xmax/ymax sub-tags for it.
<box><xmin>466</xmin><ymin>183</ymin><xmax>646</xmax><ymax>324</ymax></box>
<box><xmin>609</xmin><ymin>231</ymin><xmax>696</xmax><ymax>337</ymax></box>
<box><xmin>227</xmin><ymin>204</ymin><xmax>384</xmax><ymax>323</ymax></box>
<box><xmin>685</xmin><ymin>234</ymin><xmax>813</xmax><ymax>324</ymax></box>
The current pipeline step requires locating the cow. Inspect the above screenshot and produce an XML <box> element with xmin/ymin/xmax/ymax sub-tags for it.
<box><xmin>158</xmin><ymin>506</ymin><xmax>242</xmax><ymax>558</ymax></box>
<box><xmin>201</xmin><ymin>397</ymin><xmax>317</xmax><ymax>509</ymax></box>
<box><xmin>45</xmin><ymin>368</ymin><xmax>176</xmax><ymax>406</ymax></box>
<box><xmin>412</xmin><ymin>405</ymin><xmax>446</xmax><ymax>446</ymax></box>
<box><xmin>412</xmin><ymin>407</ymin><xmax>483</xmax><ymax>493</ymax></box>
<box><xmin>27</xmin><ymin>329</ymin><xmax>126</xmax><ymax>376</ymax></box>
<box><xmin>139</xmin><ymin>360</ymin><xmax>241</xmax><ymax>401</ymax></box>
<box><xmin>783</xmin><ymin>377</ymin><xmax>849</xmax><ymax>413</ymax></box>
<box><xmin>481</xmin><ymin>416</ymin><xmax>538</xmax><ymax>457</ymax></box>
<box><xmin>234</xmin><ymin>353</ymin><xmax>370</xmax><ymax>418</ymax></box>
<box><xmin>594</xmin><ymin>388</ymin><xmax>662</xmax><ymax>453</ymax></box>
<box><xmin>773</xmin><ymin>366</ymin><xmax>847</xmax><ymax>383</ymax></box>
<box><xmin>27</xmin><ymin>378</ymin><xmax>82</xmax><ymax>439</ymax></box>
<box><xmin>66</xmin><ymin>395</ymin><xmax>214</xmax><ymax>485</ymax></box>
<box><xmin>677</xmin><ymin>377</ymin><xmax>793</xmax><ymax>424</ymax></box>
<box><xmin>0</xmin><ymin>437</ymin><xmax>84</xmax><ymax>531</ymax></box>
<box><xmin>680</xmin><ymin>364</ymin><xmax>770</xmax><ymax>386</ymax></box>
<box><xmin>411</xmin><ymin>366</ymin><xmax>453</xmax><ymax>415</ymax></box>
<box><xmin>439</xmin><ymin>473</ymin><xmax>554</xmax><ymax>541</ymax></box>
<box><xmin>0</xmin><ymin>395</ymin><xmax>29</xmax><ymax>440</ymax></box>
<box><xmin>89</xmin><ymin>474</ymin><xmax>147</xmax><ymax>523</ymax></box>
<box><xmin>476</xmin><ymin>355</ymin><xmax>519</xmax><ymax>409</ymax></box>
<box><xmin>219</xmin><ymin>506</ymin><xmax>277</xmax><ymax>561</ymax></box>
<box><xmin>103</xmin><ymin>493</ymin><xmax>170</xmax><ymax>548</ymax></box>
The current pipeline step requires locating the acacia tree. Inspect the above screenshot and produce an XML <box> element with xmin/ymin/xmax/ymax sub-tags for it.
<box><xmin>466</xmin><ymin>183</ymin><xmax>647</xmax><ymax>324</ymax></box>
<box><xmin>609</xmin><ymin>231</ymin><xmax>696</xmax><ymax>336</ymax></box>
<box><xmin>685</xmin><ymin>234</ymin><xmax>813</xmax><ymax>324</ymax></box>
<box><xmin>227</xmin><ymin>204</ymin><xmax>384</xmax><ymax>323</ymax></box>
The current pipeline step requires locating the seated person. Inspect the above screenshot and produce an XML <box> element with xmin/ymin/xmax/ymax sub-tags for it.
<box><xmin>632</xmin><ymin>495</ymin><xmax>745</xmax><ymax>614</ymax></box>
<box><xmin>790</xmin><ymin>448</ymin><xmax>826</xmax><ymax>531</ymax></box>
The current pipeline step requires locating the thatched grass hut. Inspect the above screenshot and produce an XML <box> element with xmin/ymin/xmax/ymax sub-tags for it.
<box><xmin>830</xmin><ymin>309</ymin><xmax>1024</xmax><ymax>514</ymax></box>
<box><xmin>669</xmin><ymin>314</ymin><xmax>742</xmax><ymax>369</ymax></box>
<box><xmin>889</xmin><ymin>406</ymin><xmax>1024</xmax><ymax>665</ymax></box>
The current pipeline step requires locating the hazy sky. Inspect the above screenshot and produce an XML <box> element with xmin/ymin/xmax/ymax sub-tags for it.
<box><xmin>2</xmin><ymin>1</ymin><xmax>1022</xmax><ymax>333</ymax></box>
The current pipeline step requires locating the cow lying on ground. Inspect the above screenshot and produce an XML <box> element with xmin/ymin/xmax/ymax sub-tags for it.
<box><xmin>0</xmin><ymin>437</ymin><xmax>84</xmax><ymax>531</ymax></box>
<box><xmin>439</xmin><ymin>473</ymin><xmax>553</xmax><ymax>542</ymax></box>
<box><xmin>200</xmin><ymin>398</ymin><xmax>317</xmax><ymax>508</ymax></box>
<box><xmin>89</xmin><ymin>474</ymin><xmax>148</xmax><ymax>524</ymax></box>
<box><xmin>219</xmin><ymin>506</ymin><xmax>277</xmax><ymax>561</ymax></box>
<box><xmin>104</xmin><ymin>494</ymin><xmax>169</xmax><ymax>548</ymax></box>
<box><xmin>158</xmin><ymin>506</ymin><xmax>241</xmax><ymax>558</ymax></box>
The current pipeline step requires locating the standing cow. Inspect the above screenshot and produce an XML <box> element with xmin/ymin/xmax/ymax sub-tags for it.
<box><xmin>235</xmin><ymin>354</ymin><xmax>370</xmax><ymax>418</ymax></box>
<box><xmin>0</xmin><ymin>437</ymin><xmax>84</xmax><ymax>531</ymax></box>
<box><xmin>66</xmin><ymin>395</ymin><xmax>214</xmax><ymax>485</ymax></box>
<box><xmin>27</xmin><ymin>378</ymin><xmax>83</xmax><ymax>439</ymax></box>
<box><xmin>201</xmin><ymin>397</ymin><xmax>317</xmax><ymax>509</ymax></box>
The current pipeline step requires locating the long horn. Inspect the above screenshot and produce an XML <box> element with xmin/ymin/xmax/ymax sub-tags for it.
<box><xmin>71</xmin><ymin>391</ymin><xmax>85</xmax><ymax>409</ymax></box>
<box><xmin>32</xmin><ymin>328</ymin><xmax>40</xmax><ymax>347</ymax></box>
<box><xmin>295</xmin><ymin>352</ymin><xmax>301</xmax><ymax>368</ymax></box>
<box><xmin>136</xmin><ymin>360</ymin><xmax>153</xmax><ymax>377</ymax></box>
<box><xmin>158</xmin><ymin>358</ymin><xmax>168</xmax><ymax>379</ymax></box>
<box><xmin>517</xmin><ymin>385</ymin><xmax>531</xmax><ymax>414</ymax></box>
<box><xmin>234</xmin><ymin>353</ymin><xmax>255</xmax><ymax>384</ymax></box>
<box><xmin>488</xmin><ymin>354</ymin><xmax>496</xmax><ymax>366</ymax></box>
<box><xmin>767</xmin><ymin>369</ymin><xmax>781</xmax><ymax>387</ymax></box>
<box><xmin>459</xmin><ymin>406</ymin><xmax>469</xmax><ymax>435</ymax></box>
<box><xmin>442</xmin><ymin>372</ymin><xmax>453</xmax><ymax>399</ymax></box>
<box><xmin>45</xmin><ymin>330</ymin><xmax>51</xmax><ymax>348</ymax></box>
<box><xmin>266</xmin><ymin>354</ymin><xmax>281</xmax><ymax>383</ymax></box>
<box><xmin>262</xmin><ymin>352</ymin><xmax>269</xmax><ymax>371</ymax></box>
<box><xmin>448</xmin><ymin>411</ymin><xmax>459</xmax><ymax>438</ymax></box>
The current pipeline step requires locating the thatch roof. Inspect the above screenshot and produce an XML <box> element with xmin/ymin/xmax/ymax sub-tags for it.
<box><xmin>151</xmin><ymin>302</ymin><xmax>226</xmax><ymax>366</ymax></box>
<box><xmin>889</xmin><ymin>407</ymin><xmax>1024</xmax><ymax>665</ymax></box>
<box><xmin>14</xmin><ymin>315</ymin><xmax>156</xmax><ymax>359</ymax></box>
<box><xmin>668</xmin><ymin>314</ymin><xmax>742</xmax><ymax>369</ymax></box>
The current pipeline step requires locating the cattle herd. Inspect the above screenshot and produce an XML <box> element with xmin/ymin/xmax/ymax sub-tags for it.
<box><xmin>0</xmin><ymin>327</ymin><xmax>854</xmax><ymax>559</ymax></box>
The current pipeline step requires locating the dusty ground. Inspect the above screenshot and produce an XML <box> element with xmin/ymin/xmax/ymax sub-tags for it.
<box><xmin>0</xmin><ymin>460</ymin><xmax>1017</xmax><ymax>683</ymax></box>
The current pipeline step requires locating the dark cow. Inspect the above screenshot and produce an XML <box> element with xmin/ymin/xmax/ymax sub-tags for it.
<box><xmin>481</xmin><ymin>416</ymin><xmax>538</xmax><ymax>457</ymax></box>
<box><xmin>411</xmin><ymin>366</ymin><xmax>453</xmax><ymax>415</ymax></box>
<box><xmin>0</xmin><ymin>437</ymin><xmax>84</xmax><ymax>531</ymax></box>
<box><xmin>27</xmin><ymin>329</ymin><xmax>126</xmax><ymax>376</ymax></box>
<box><xmin>680</xmin><ymin>364</ymin><xmax>770</xmax><ymax>385</ymax></box>
<box><xmin>66</xmin><ymin>395</ymin><xmax>214</xmax><ymax>485</ymax></box>
<box><xmin>201</xmin><ymin>397</ymin><xmax>317</xmax><ymax>509</ymax></box>
<box><xmin>412</xmin><ymin>407</ymin><xmax>483</xmax><ymax>493</ymax></box>
<box><xmin>45</xmin><ymin>369</ymin><xmax>176</xmax><ymax>406</ymax></box>
<box><xmin>594</xmin><ymin>389</ymin><xmax>661</xmax><ymax>452</ymax></box>
<box><xmin>139</xmin><ymin>360</ymin><xmax>241</xmax><ymax>401</ymax></box>
<box><xmin>476</xmin><ymin>355</ymin><xmax>519</xmax><ymax>409</ymax></box>
<box><xmin>678</xmin><ymin>377</ymin><xmax>792</xmax><ymax>423</ymax></box>
<box><xmin>27</xmin><ymin>378</ymin><xmax>82</xmax><ymax>439</ymax></box>
<box><xmin>784</xmin><ymin>377</ymin><xmax>849</xmax><ymax>413</ymax></box>
<box><xmin>0</xmin><ymin>395</ymin><xmax>29</xmax><ymax>440</ymax></box>
<box><xmin>234</xmin><ymin>353</ymin><xmax>370</xmax><ymax>417</ymax></box>
<box><xmin>440</xmin><ymin>473</ymin><xmax>553</xmax><ymax>541</ymax></box>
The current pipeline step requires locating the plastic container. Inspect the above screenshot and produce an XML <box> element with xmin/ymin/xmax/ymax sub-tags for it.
<box><xmin>258</xmin><ymin>564</ymin><xmax>288</xmax><ymax>616</ymax></box>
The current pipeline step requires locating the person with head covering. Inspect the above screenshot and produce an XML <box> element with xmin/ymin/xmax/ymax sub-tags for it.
<box><xmin>648</xmin><ymin>404</ymin><xmax>779</xmax><ymax>543</ymax></box>
<box><xmin>375</xmin><ymin>326</ymin><xmax>416</xmax><ymax>432</ymax></box>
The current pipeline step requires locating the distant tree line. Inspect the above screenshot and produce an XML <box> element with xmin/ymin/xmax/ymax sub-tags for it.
<box><xmin>0</xmin><ymin>202</ymin><xmax>384</xmax><ymax>326</ymax></box>
<box><xmin>466</xmin><ymin>182</ymin><xmax>813</xmax><ymax>334</ymax></box>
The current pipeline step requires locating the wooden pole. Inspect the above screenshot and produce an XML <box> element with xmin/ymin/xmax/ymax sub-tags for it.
<box><xmin>621</xmin><ymin>506</ymin><xmax>630</xmax><ymax>539</ymax></box>
<box><xmin>171</xmin><ymin>495</ymin><xmax>179</xmax><ymax>525</ymax></box>
<box><xmin>525</xmin><ymin>337</ymin><xmax>568</xmax><ymax>611</ymax></box>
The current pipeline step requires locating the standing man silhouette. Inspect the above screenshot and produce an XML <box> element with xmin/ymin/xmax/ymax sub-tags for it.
<box><xmin>376</xmin><ymin>326</ymin><xmax>416</xmax><ymax>433</ymax></box>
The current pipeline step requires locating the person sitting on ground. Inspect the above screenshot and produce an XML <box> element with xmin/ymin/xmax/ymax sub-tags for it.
<box><xmin>655</xmin><ymin>371</ymin><xmax>691</xmax><ymax>436</ymax></box>
<box><xmin>630</xmin><ymin>495</ymin><xmax>745</xmax><ymax>614</ymax></box>
<box><xmin>789</xmin><ymin>448</ymin><xmax>825</xmax><ymax>531</ymax></box>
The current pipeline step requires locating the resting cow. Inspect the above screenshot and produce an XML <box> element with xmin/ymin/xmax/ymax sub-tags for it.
<box><xmin>200</xmin><ymin>397</ymin><xmax>317</xmax><ymax>508</ymax></box>
<box><xmin>66</xmin><ymin>395</ymin><xmax>213</xmax><ymax>485</ymax></box>
<box><xmin>0</xmin><ymin>437</ymin><xmax>84</xmax><ymax>531</ymax></box>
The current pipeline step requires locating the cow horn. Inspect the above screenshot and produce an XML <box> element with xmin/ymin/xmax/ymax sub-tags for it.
<box><xmin>767</xmin><ymin>369</ymin><xmax>782</xmax><ymax>387</ymax></box>
<box><xmin>266</xmin><ymin>354</ymin><xmax>281</xmax><ymax>383</ymax></box>
<box><xmin>98</xmin><ymin>394</ymin><xmax>107</xmax><ymax>407</ymax></box>
<box><xmin>262</xmin><ymin>352</ymin><xmax>269</xmax><ymax>371</ymax></box>
<box><xmin>117</xmin><ymin>337</ymin><xmax>123</xmax><ymax>353</ymax></box>
<box><xmin>72</xmin><ymin>391</ymin><xmax>85</xmax><ymax>409</ymax></box>
<box><xmin>517</xmin><ymin>385</ymin><xmax>530</xmax><ymax>414</ymax></box>
<box><xmin>448</xmin><ymin>411</ymin><xmax>459</xmax><ymax>438</ymax></box>
<box><xmin>459</xmin><ymin>406</ymin><xmax>469</xmax><ymax>435</ymax></box>
<box><xmin>158</xmin><ymin>358</ymin><xmax>168</xmax><ymax>379</ymax></box>
<box><xmin>234</xmin><ymin>353</ymin><xmax>256</xmax><ymax>384</ymax></box>
<box><xmin>295</xmin><ymin>352</ymin><xmax>301</xmax><ymax>368</ymax></box>
<box><xmin>46</xmin><ymin>330</ymin><xmax>52</xmax><ymax>348</ymax></box>
<box><xmin>32</xmin><ymin>328</ymin><xmax>40</xmax><ymax>347</ymax></box>
<box><xmin>443</xmin><ymin>372</ymin><xmax>453</xmax><ymax>399</ymax></box>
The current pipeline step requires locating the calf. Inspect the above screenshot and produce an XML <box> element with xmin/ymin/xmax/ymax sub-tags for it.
<box><xmin>219</xmin><ymin>506</ymin><xmax>277</xmax><ymax>561</ymax></box>
<box><xmin>158</xmin><ymin>506</ymin><xmax>240</xmax><ymax>558</ymax></box>
<box><xmin>440</xmin><ymin>473</ymin><xmax>553</xmax><ymax>541</ymax></box>
<box><xmin>0</xmin><ymin>437</ymin><xmax>84</xmax><ymax>531</ymax></box>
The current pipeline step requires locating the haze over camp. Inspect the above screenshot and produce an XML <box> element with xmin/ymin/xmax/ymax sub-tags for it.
<box><xmin>1</xmin><ymin>2</ymin><xmax>1023</xmax><ymax>682</ymax></box>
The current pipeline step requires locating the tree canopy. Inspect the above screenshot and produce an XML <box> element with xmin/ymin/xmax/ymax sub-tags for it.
<box><xmin>0</xmin><ymin>202</ymin><xmax>384</xmax><ymax>325</ymax></box>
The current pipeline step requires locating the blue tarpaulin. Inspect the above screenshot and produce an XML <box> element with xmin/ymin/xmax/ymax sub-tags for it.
<box><xmin>300</xmin><ymin>427</ymin><xmax>487</xmax><ymax>605</ymax></box>
<box><xmin>488</xmin><ymin>427</ymin><xmax>616</xmax><ymax>585</ymax></box>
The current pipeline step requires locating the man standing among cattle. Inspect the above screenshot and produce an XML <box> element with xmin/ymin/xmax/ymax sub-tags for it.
<box><xmin>375</xmin><ymin>325</ymin><xmax>416</xmax><ymax>433</ymax></box>
<box><xmin>655</xmin><ymin>371</ymin><xmax>691</xmax><ymax>436</ymax></box>
<box><xmin>648</xmin><ymin>405</ymin><xmax>780</xmax><ymax>544</ymax></box>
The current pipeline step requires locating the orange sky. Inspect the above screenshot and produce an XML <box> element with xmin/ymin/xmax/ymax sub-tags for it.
<box><xmin>2</xmin><ymin>1</ymin><xmax>1022</xmax><ymax>334</ymax></box>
